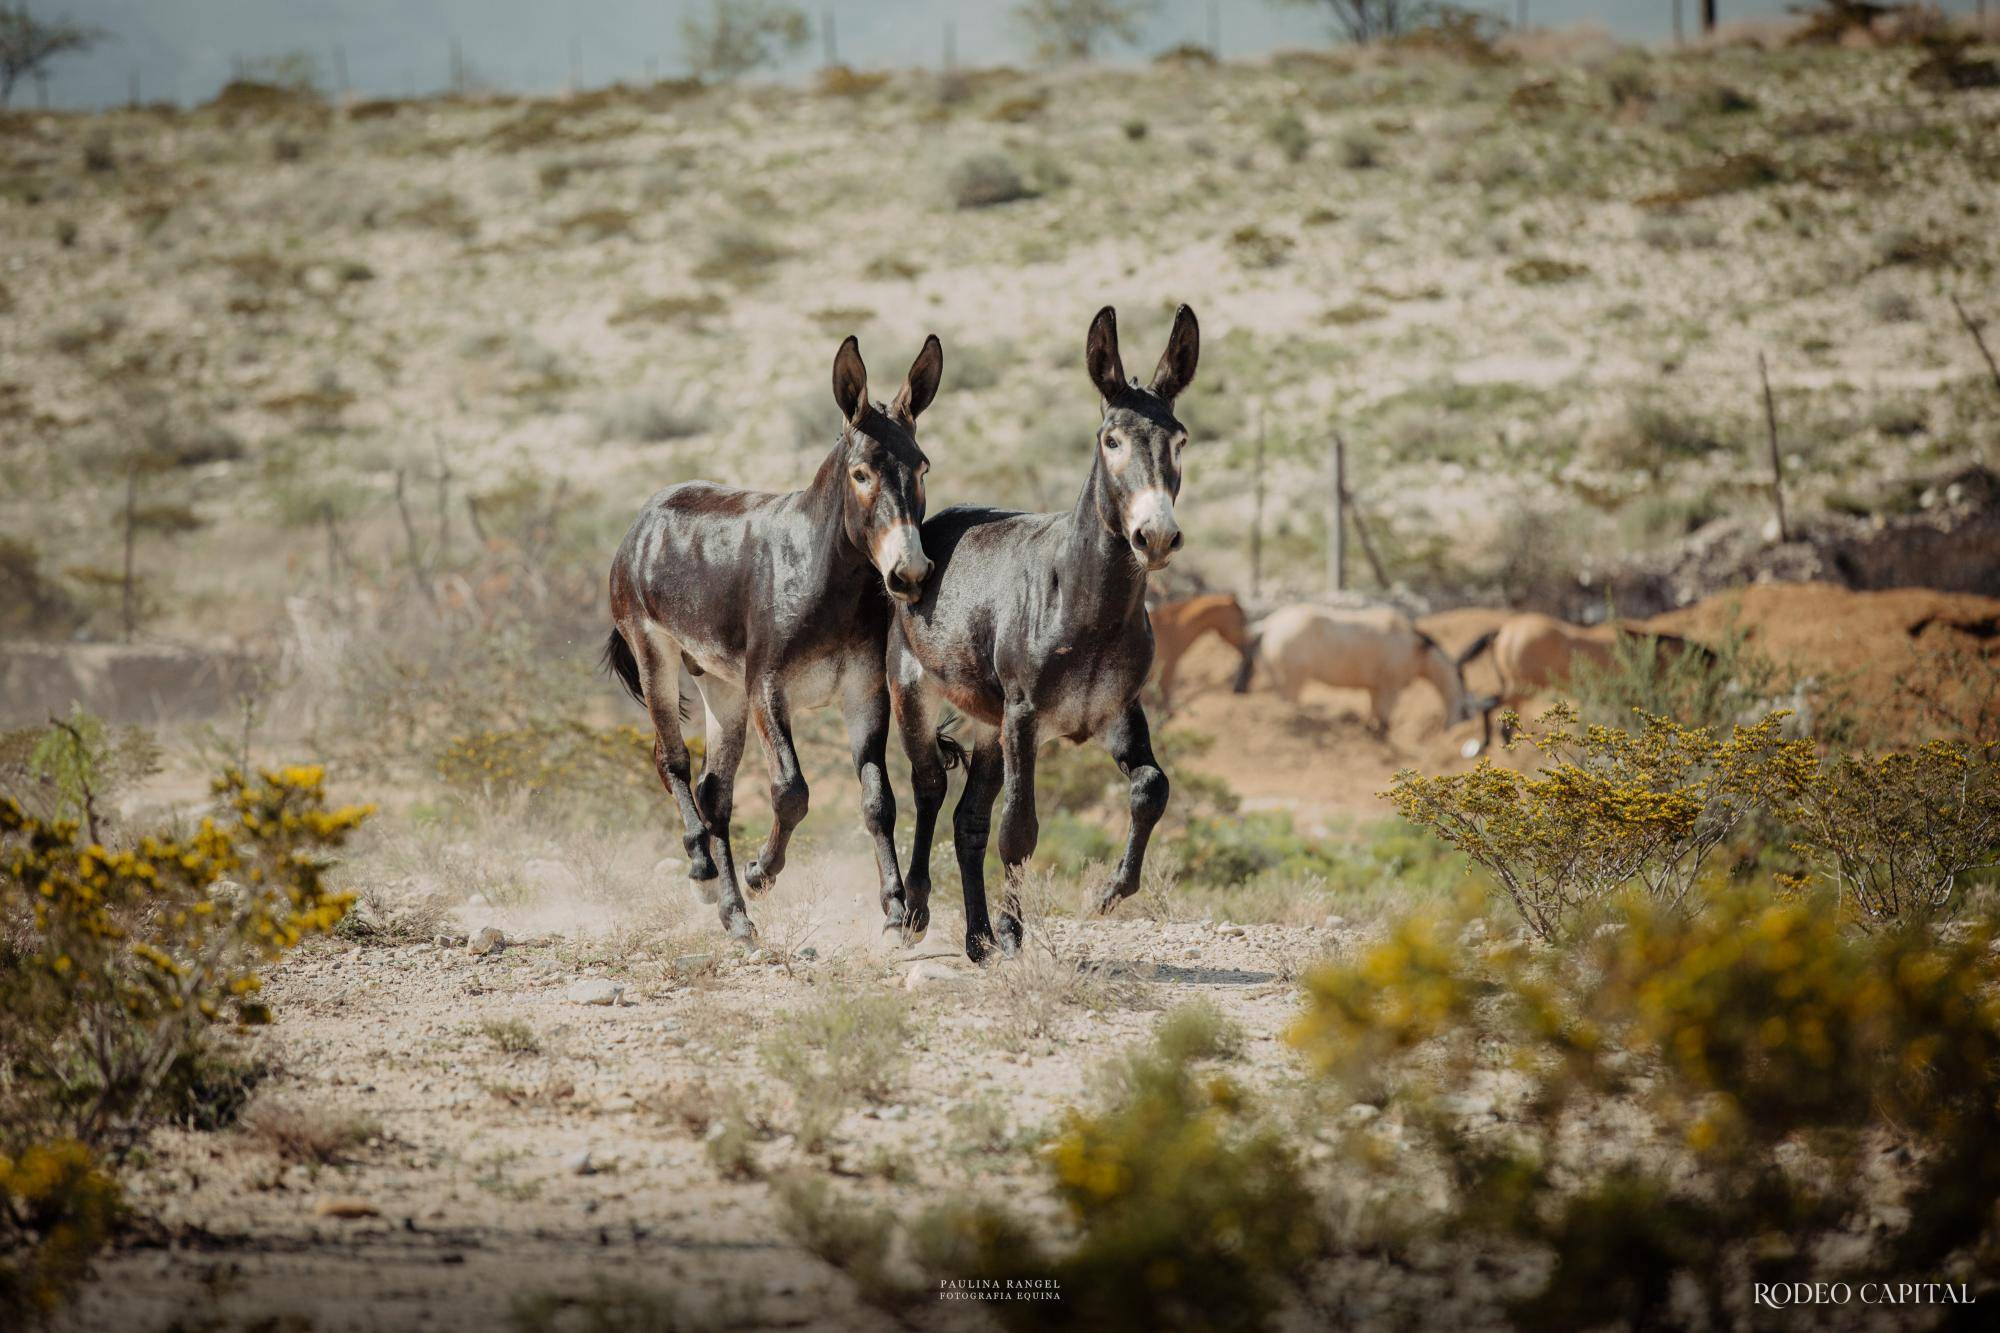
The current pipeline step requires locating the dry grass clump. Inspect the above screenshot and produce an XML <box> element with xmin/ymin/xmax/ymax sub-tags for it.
<box><xmin>947</xmin><ymin>154</ymin><xmax>1034</xmax><ymax>209</ymax></box>
<box><xmin>759</xmin><ymin>989</ymin><xmax>912</xmax><ymax>1152</ymax></box>
<box><xmin>238</xmin><ymin>1101</ymin><xmax>379</xmax><ymax>1166</ymax></box>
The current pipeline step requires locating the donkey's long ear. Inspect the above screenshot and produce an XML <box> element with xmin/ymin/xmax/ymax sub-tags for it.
<box><xmin>891</xmin><ymin>334</ymin><xmax>943</xmax><ymax>425</ymax></box>
<box><xmin>1149</xmin><ymin>304</ymin><xmax>1199</xmax><ymax>402</ymax></box>
<box><xmin>1085</xmin><ymin>306</ymin><xmax>1127</xmax><ymax>406</ymax></box>
<box><xmin>832</xmin><ymin>335</ymin><xmax>869</xmax><ymax>425</ymax></box>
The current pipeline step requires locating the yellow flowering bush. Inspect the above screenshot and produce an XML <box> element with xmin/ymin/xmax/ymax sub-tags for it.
<box><xmin>0</xmin><ymin>1140</ymin><xmax>121</xmax><ymax>1324</ymax></box>
<box><xmin>1</xmin><ymin>765</ymin><xmax>371</xmax><ymax>1146</ymax></box>
<box><xmin>1289</xmin><ymin>885</ymin><xmax>2000</xmax><ymax>1325</ymax></box>
<box><xmin>1389</xmin><ymin>704</ymin><xmax>1806</xmax><ymax>939</ymax></box>
<box><xmin>914</xmin><ymin>1022</ymin><xmax>1321</xmax><ymax>1332</ymax></box>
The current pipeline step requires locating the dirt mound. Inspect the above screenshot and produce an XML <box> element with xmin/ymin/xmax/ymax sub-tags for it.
<box><xmin>1163</xmin><ymin>583</ymin><xmax>2000</xmax><ymax>824</ymax></box>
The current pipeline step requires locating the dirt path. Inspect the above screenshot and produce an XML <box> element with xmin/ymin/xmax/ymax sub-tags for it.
<box><xmin>77</xmin><ymin>870</ymin><xmax>1341</xmax><ymax>1333</ymax></box>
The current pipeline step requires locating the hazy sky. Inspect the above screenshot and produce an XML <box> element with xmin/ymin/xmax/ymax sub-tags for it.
<box><xmin>17</xmin><ymin>1</ymin><xmax>1954</xmax><ymax>110</ymax></box>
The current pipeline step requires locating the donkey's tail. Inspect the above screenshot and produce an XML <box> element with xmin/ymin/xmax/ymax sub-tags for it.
<box><xmin>601</xmin><ymin>628</ymin><xmax>645</xmax><ymax>706</ymax></box>
<box><xmin>935</xmin><ymin>715</ymin><xmax>967</xmax><ymax>772</ymax></box>
<box><xmin>1455</xmin><ymin>627</ymin><xmax>1500</xmax><ymax>669</ymax></box>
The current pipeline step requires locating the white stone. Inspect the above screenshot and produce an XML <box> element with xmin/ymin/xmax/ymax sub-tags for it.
<box><xmin>567</xmin><ymin>979</ymin><xmax>624</xmax><ymax>1007</ymax></box>
<box><xmin>903</xmin><ymin>960</ymin><xmax>964</xmax><ymax>990</ymax></box>
<box><xmin>467</xmin><ymin>927</ymin><xmax>507</xmax><ymax>957</ymax></box>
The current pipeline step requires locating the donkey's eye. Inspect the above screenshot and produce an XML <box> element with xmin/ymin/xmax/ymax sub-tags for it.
<box><xmin>1102</xmin><ymin>434</ymin><xmax>1122</xmax><ymax>450</ymax></box>
<box><xmin>851</xmin><ymin>468</ymin><xmax>870</xmax><ymax>485</ymax></box>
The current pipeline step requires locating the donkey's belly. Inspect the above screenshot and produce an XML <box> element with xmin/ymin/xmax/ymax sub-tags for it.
<box><xmin>1038</xmin><ymin>659</ymin><xmax>1143</xmax><ymax>743</ymax></box>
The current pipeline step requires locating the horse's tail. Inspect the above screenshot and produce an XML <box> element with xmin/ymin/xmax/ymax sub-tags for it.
<box><xmin>935</xmin><ymin>716</ymin><xmax>967</xmax><ymax>772</ymax></box>
<box><xmin>601</xmin><ymin>628</ymin><xmax>645</xmax><ymax>706</ymax></box>
<box><xmin>1456</xmin><ymin>627</ymin><xmax>1500</xmax><ymax>669</ymax></box>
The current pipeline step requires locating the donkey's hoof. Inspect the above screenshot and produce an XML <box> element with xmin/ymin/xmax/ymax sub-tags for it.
<box><xmin>722</xmin><ymin>911</ymin><xmax>758</xmax><ymax>946</ymax></box>
<box><xmin>995</xmin><ymin>916</ymin><xmax>1024</xmax><ymax>959</ymax></box>
<box><xmin>743</xmin><ymin>860</ymin><xmax>774</xmax><ymax>898</ymax></box>
<box><xmin>1092</xmin><ymin>884</ymin><xmax>1131</xmax><ymax>916</ymax></box>
<box><xmin>965</xmin><ymin>930</ymin><xmax>999</xmax><ymax>964</ymax></box>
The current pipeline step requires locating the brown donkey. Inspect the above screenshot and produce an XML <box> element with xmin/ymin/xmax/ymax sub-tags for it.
<box><xmin>604</xmin><ymin>335</ymin><xmax>944</xmax><ymax>943</ymax></box>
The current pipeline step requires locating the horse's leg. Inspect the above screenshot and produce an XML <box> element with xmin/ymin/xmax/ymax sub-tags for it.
<box><xmin>1095</xmin><ymin>699</ymin><xmax>1170</xmax><ymax>915</ymax></box>
<box><xmin>953</xmin><ymin>739</ymin><xmax>1004</xmax><ymax>961</ymax></box>
<box><xmin>889</xmin><ymin>661</ymin><xmax>943</xmax><ymax>946</ymax></box>
<box><xmin>990</xmin><ymin>700</ymin><xmax>1039</xmax><ymax>958</ymax></box>
<box><xmin>1370</xmin><ymin>688</ymin><xmax>1393</xmax><ymax>738</ymax></box>
<box><xmin>626</xmin><ymin>626</ymin><xmax>717</xmax><ymax>886</ymax></box>
<box><xmin>841</xmin><ymin>668</ymin><xmax>909</xmax><ymax>941</ymax></box>
<box><xmin>744</xmin><ymin>681</ymin><xmax>807</xmax><ymax>895</ymax></box>
<box><xmin>692</xmin><ymin>678</ymin><xmax>753</xmax><ymax>942</ymax></box>
<box><xmin>1156</xmin><ymin>640</ymin><xmax>1180</xmax><ymax>714</ymax></box>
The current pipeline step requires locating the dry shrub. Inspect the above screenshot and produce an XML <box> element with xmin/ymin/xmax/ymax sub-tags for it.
<box><xmin>816</xmin><ymin>64</ymin><xmax>889</xmax><ymax>97</ymax></box>
<box><xmin>238</xmin><ymin>1101</ymin><xmax>377</xmax><ymax>1166</ymax></box>
<box><xmin>1391</xmin><ymin>705</ymin><xmax>1799</xmax><ymax>939</ymax></box>
<box><xmin>759</xmin><ymin>989</ymin><xmax>910</xmax><ymax>1151</ymax></box>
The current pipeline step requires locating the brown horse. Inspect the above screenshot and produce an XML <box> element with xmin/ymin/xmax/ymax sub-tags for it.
<box><xmin>603</xmin><ymin>334</ymin><xmax>944</xmax><ymax>944</ymax></box>
<box><xmin>890</xmin><ymin>305</ymin><xmax>1199</xmax><ymax>961</ymax></box>
<box><xmin>1457</xmin><ymin>612</ymin><xmax>1713</xmax><ymax>738</ymax></box>
<box><xmin>1149</xmin><ymin>592</ymin><xmax>1253</xmax><ymax>711</ymax></box>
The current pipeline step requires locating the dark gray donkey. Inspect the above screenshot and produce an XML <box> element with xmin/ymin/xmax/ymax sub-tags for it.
<box><xmin>889</xmin><ymin>305</ymin><xmax>1198</xmax><ymax>960</ymax></box>
<box><xmin>603</xmin><ymin>334</ymin><xmax>944</xmax><ymax>944</ymax></box>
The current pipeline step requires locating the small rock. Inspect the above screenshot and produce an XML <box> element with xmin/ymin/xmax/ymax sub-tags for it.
<box><xmin>1217</xmin><ymin>924</ymin><xmax>1246</xmax><ymax>938</ymax></box>
<box><xmin>798</xmin><ymin>946</ymin><xmax>818</xmax><ymax>960</ymax></box>
<box><xmin>745</xmin><ymin>947</ymin><xmax>780</xmax><ymax>966</ymax></box>
<box><xmin>314</xmin><ymin>1197</ymin><xmax>380</xmax><ymax>1220</ymax></box>
<box><xmin>903</xmin><ymin>960</ymin><xmax>963</xmax><ymax>990</ymax></box>
<box><xmin>879</xmin><ymin>1104</ymin><xmax>909</xmax><ymax>1121</ymax></box>
<box><xmin>433</xmin><ymin>932</ymin><xmax>467</xmax><ymax>949</ymax></box>
<box><xmin>467</xmin><ymin>927</ymin><xmax>507</xmax><ymax>957</ymax></box>
<box><xmin>1340</xmin><ymin>1103</ymin><xmax>1380</xmax><ymax>1127</ymax></box>
<box><xmin>672</xmin><ymin>953</ymin><xmax>715</xmax><ymax>975</ymax></box>
<box><xmin>522</xmin><ymin>858</ymin><xmax>580</xmax><ymax>895</ymax></box>
<box><xmin>563</xmin><ymin>1149</ymin><xmax>597</xmax><ymax>1176</ymax></box>
<box><xmin>567</xmin><ymin>979</ymin><xmax>624</xmax><ymax>1007</ymax></box>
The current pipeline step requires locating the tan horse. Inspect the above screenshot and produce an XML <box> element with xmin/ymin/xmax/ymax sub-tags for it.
<box><xmin>1252</xmin><ymin>603</ymin><xmax>1494</xmax><ymax>753</ymax></box>
<box><xmin>1149</xmin><ymin>592</ymin><xmax>1254</xmax><ymax>710</ymax></box>
<box><xmin>1457</xmin><ymin>612</ymin><xmax>1713</xmax><ymax>736</ymax></box>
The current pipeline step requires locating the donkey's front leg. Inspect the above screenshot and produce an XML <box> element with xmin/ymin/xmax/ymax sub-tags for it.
<box><xmin>991</xmin><ymin>697</ymin><xmax>1040</xmax><ymax>958</ymax></box>
<box><xmin>744</xmin><ymin>681</ymin><xmax>808</xmax><ymax>896</ymax></box>
<box><xmin>842</xmin><ymin>672</ymin><xmax>911</xmax><ymax>943</ymax></box>
<box><xmin>1096</xmin><ymin>698</ymin><xmax>1169</xmax><ymax>915</ymax></box>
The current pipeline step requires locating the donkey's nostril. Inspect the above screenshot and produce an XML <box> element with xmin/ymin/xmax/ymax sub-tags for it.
<box><xmin>1167</xmin><ymin>531</ymin><xmax>1184</xmax><ymax>552</ymax></box>
<box><xmin>1130</xmin><ymin>530</ymin><xmax>1148</xmax><ymax>552</ymax></box>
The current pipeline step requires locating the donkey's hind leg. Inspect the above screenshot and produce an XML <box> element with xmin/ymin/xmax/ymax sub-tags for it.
<box><xmin>1095</xmin><ymin>699</ymin><xmax>1169</xmax><ymax>916</ymax></box>
<box><xmin>692</xmin><ymin>677</ymin><xmax>754</xmax><ymax>942</ymax></box>
<box><xmin>952</xmin><ymin>738</ymin><xmax>1005</xmax><ymax>962</ymax></box>
<box><xmin>625</xmin><ymin>625</ymin><xmax>717</xmax><ymax>886</ymax></box>
<box><xmin>990</xmin><ymin>700</ymin><xmax>1040</xmax><ymax>959</ymax></box>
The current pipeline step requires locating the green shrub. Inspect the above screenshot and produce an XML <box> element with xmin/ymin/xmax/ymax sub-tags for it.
<box><xmin>0</xmin><ymin>1140</ymin><xmax>121</xmax><ymax>1325</ymax></box>
<box><xmin>948</xmin><ymin>154</ymin><xmax>1034</xmax><ymax>209</ymax></box>
<box><xmin>916</xmin><ymin>1028</ymin><xmax>1321</xmax><ymax>1332</ymax></box>
<box><xmin>760</xmin><ymin>990</ymin><xmax>910</xmax><ymax>1151</ymax></box>
<box><xmin>1290</xmin><ymin>884</ymin><xmax>2000</xmax><ymax>1325</ymax></box>
<box><xmin>1265</xmin><ymin>111</ymin><xmax>1309</xmax><ymax>163</ymax></box>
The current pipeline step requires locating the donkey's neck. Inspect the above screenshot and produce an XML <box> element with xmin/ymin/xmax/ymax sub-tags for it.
<box><xmin>797</xmin><ymin>433</ymin><xmax>870</xmax><ymax>578</ymax></box>
<box><xmin>1062</xmin><ymin>454</ymin><xmax>1148</xmax><ymax>617</ymax></box>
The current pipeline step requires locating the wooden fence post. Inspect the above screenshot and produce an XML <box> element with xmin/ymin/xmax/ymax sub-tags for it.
<box><xmin>1758</xmin><ymin>353</ymin><xmax>1790</xmax><ymax>544</ymax></box>
<box><xmin>1249</xmin><ymin>408</ymin><xmax>1265</xmax><ymax>601</ymax></box>
<box><xmin>1328</xmin><ymin>436</ymin><xmax>1346</xmax><ymax>593</ymax></box>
